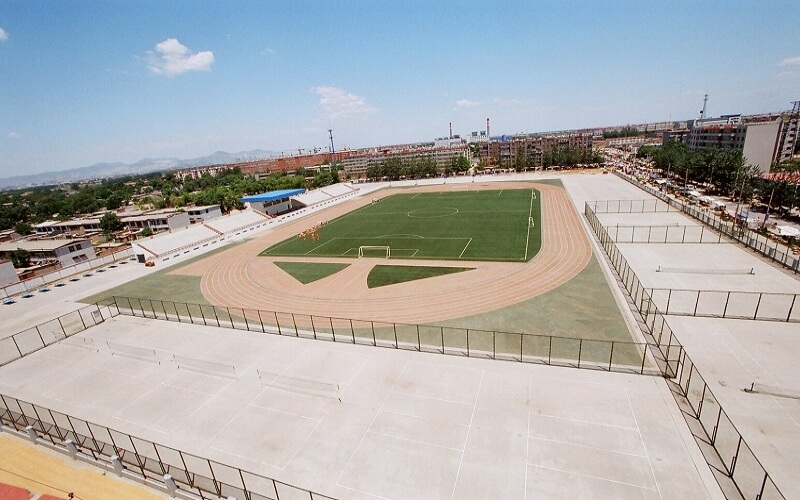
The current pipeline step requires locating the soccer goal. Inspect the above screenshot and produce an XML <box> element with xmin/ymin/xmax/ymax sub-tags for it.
<box><xmin>529</xmin><ymin>217</ymin><xmax>535</xmax><ymax>227</ymax></box>
<box><xmin>358</xmin><ymin>246</ymin><xmax>391</xmax><ymax>258</ymax></box>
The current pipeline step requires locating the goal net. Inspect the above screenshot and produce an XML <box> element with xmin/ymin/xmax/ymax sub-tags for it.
<box><xmin>358</xmin><ymin>246</ymin><xmax>391</xmax><ymax>258</ymax></box>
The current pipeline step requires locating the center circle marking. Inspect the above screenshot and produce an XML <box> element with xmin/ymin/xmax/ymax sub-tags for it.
<box><xmin>407</xmin><ymin>207</ymin><xmax>459</xmax><ymax>218</ymax></box>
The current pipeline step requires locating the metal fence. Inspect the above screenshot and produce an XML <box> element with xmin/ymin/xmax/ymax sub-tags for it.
<box><xmin>604</xmin><ymin>224</ymin><xmax>724</xmax><ymax>244</ymax></box>
<box><xmin>647</xmin><ymin>288</ymin><xmax>800</xmax><ymax>323</ymax></box>
<box><xmin>0</xmin><ymin>393</ymin><xmax>334</xmax><ymax>500</ymax></box>
<box><xmin>584</xmin><ymin>201</ymin><xmax>786</xmax><ymax>500</ymax></box>
<box><xmin>0</xmin><ymin>302</ymin><xmax>118</xmax><ymax>368</ymax></box>
<box><xmin>588</xmin><ymin>198</ymin><xmax>674</xmax><ymax>214</ymax></box>
<box><xmin>109</xmin><ymin>296</ymin><xmax>662</xmax><ymax>376</ymax></box>
<box><xmin>613</xmin><ymin>171</ymin><xmax>800</xmax><ymax>273</ymax></box>
<box><xmin>674</xmin><ymin>353</ymin><xmax>784</xmax><ymax>500</ymax></box>
<box><xmin>583</xmin><ymin>206</ymin><xmax>683</xmax><ymax>377</ymax></box>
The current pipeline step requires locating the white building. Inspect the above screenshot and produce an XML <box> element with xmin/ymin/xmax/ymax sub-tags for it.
<box><xmin>0</xmin><ymin>239</ymin><xmax>96</xmax><ymax>267</ymax></box>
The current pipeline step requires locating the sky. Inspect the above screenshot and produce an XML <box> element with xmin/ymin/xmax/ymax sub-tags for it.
<box><xmin>1</xmin><ymin>1</ymin><xmax>799</xmax><ymax>177</ymax></box>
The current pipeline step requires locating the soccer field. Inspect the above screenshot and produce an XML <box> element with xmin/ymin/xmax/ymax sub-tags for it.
<box><xmin>261</xmin><ymin>188</ymin><xmax>542</xmax><ymax>262</ymax></box>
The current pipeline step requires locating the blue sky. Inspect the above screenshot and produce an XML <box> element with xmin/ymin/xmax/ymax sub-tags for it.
<box><xmin>1</xmin><ymin>1</ymin><xmax>799</xmax><ymax>176</ymax></box>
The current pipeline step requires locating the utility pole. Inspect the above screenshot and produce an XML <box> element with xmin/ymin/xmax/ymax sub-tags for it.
<box><xmin>761</xmin><ymin>185</ymin><xmax>776</xmax><ymax>229</ymax></box>
<box><xmin>733</xmin><ymin>168</ymin><xmax>749</xmax><ymax>236</ymax></box>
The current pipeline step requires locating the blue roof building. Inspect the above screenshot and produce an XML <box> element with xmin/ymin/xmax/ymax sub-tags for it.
<box><xmin>240</xmin><ymin>188</ymin><xmax>306</xmax><ymax>203</ymax></box>
<box><xmin>240</xmin><ymin>188</ymin><xmax>306</xmax><ymax>216</ymax></box>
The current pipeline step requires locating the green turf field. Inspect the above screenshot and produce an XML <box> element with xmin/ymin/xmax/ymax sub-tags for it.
<box><xmin>261</xmin><ymin>188</ymin><xmax>541</xmax><ymax>262</ymax></box>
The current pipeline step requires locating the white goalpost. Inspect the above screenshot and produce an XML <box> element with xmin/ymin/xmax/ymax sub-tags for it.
<box><xmin>529</xmin><ymin>217</ymin><xmax>535</xmax><ymax>227</ymax></box>
<box><xmin>358</xmin><ymin>246</ymin><xmax>391</xmax><ymax>258</ymax></box>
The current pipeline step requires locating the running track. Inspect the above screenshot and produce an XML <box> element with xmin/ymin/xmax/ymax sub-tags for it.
<box><xmin>174</xmin><ymin>182</ymin><xmax>592</xmax><ymax>324</ymax></box>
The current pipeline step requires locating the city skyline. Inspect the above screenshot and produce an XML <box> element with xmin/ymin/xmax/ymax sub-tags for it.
<box><xmin>1</xmin><ymin>0</ymin><xmax>799</xmax><ymax>176</ymax></box>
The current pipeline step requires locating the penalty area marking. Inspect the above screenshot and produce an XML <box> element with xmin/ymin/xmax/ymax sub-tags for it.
<box><xmin>376</xmin><ymin>234</ymin><xmax>425</xmax><ymax>239</ymax></box>
<box><xmin>458</xmin><ymin>238</ymin><xmax>473</xmax><ymax>259</ymax></box>
<box><xmin>304</xmin><ymin>237</ymin><xmax>336</xmax><ymax>255</ymax></box>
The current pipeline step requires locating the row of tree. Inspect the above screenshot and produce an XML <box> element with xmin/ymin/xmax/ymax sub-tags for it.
<box><xmin>365</xmin><ymin>157</ymin><xmax>440</xmax><ymax>180</ymax></box>
<box><xmin>637</xmin><ymin>141</ymin><xmax>800</xmax><ymax>213</ymax></box>
<box><xmin>0</xmin><ymin>167</ymin><xmax>340</xmax><ymax>233</ymax></box>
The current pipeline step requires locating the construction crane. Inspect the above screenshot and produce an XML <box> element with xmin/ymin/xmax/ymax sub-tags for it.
<box><xmin>328</xmin><ymin>129</ymin><xmax>337</xmax><ymax>166</ymax></box>
<box><xmin>777</xmin><ymin>101</ymin><xmax>800</xmax><ymax>165</ymax></box>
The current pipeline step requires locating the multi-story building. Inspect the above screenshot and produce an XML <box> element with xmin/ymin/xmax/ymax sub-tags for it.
<box><xmin>475</xmin><ymin>133</ymin><xmax>593</xmax><ymax>168</ymax></box>
<box><xmin>663</xmin><ymin>111</ymin><xmax>797</xmax><ymax>173</ymax></box>
<box><xmin>340</xmin><ymin>143</ymin><xmax>470</xmax><ymax>179</ymax></box>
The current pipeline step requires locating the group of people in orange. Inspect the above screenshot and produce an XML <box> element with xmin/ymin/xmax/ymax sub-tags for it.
<box><xmin>298</xmin><ymin>221</ymin><xmax>327</xmax><ymax>241</ymax></box>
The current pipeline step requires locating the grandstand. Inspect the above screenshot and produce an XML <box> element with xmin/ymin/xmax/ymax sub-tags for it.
<box><xmin>133</xmin><ymin>224</ymin><xmax>220</xmax><ymax>260</ymax></box>
<box><xmin>293</xmin><ymin>183</ymin><xmax>359</xmax><ymax>207</ymax></box>
<box><xmin>204</xmin><ymin>209</ymin><xmax>272</xmax><ymax>235</ymax></box>
<box><xmin>132</xmin><ymin>209</ymin><xmax>273</xmax><ymax>262</ymax></box>
<box><xmin>130</xmin><ymin>183</ymin><xmax>362</xmax><ymax>264</ymax></box>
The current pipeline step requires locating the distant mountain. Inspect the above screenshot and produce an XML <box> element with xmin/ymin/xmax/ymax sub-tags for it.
<box><xmin>0</xmin><ymin>149</ymin><xmax>280</xmax><ymax>189</ymax></box>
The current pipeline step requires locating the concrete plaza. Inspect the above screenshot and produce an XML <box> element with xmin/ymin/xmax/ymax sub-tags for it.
<box><xmin>4</xmin><ymin>171</ymin><xmax>788</xmax><ymax>499</ymax></box>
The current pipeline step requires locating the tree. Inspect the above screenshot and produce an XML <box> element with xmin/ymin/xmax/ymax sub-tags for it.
<box><xmin>14</xmin><ymin>222</ymin><xmax>32</xmax><ymax>235</ymax></box>
<box><xmin>140</xmin><ymin>227</ymin><xmax>153</xmax><ymax>237</ymax></box>
<box><xmin>10</xmin><ymin>248</ymin><xmax>30</xmax><ymax>268</ymax></box>
<box><xmin>99</xmin><ymin>211</ymin><xmax>122</xmax><ymax>235</ymax></box>
<box><xmin>105</xmin><ymin>193</ymin><xmax>124</xmax><ymax>210</ymax></box>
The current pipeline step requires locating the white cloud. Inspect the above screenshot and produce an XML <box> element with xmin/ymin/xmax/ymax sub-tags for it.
<box><xmin>7</xmin><ymin>131</ymin><xmax>22</xmax><ymax>139</ymax></box>
<box><xmin>491</xmin><ymin>97</ymin><xmax>537</xmax><ymax>107</ymax></box>
<box><xmin>0</xmin><ymin>28</ymin><xmax>8</xmax><ymax>42</ymax></box>
<box><xmin>147</xmin><ymin>38</ymin><xmax>214</xmax><ymax>76</ymax></box>
<box><xmin>311</xmin><ymin>86</ymin><xmax>376</xmax><ymax>118</ymax></box>
<box><xmin>778</xmin><ymin>56</ymin><xmax>800</xmax><ymax>67</ymax></box>
<box><xmin>455</xmin><ymin>99</ymin><xmax>481</xmax><ymax>108</ymax></box>
<box><xmin>261</xmin><ymin>48</ymin><xmax>275</xmax><ymax>55</ymax></box>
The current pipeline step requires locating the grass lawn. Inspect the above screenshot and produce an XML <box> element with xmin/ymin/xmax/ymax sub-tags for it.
<box><xmin>80</xmin><ymin>243</ymin><xmax>239</xmax><ymax>305</ymax></box>
<box><xmin>274</xmin><ymin>262</ymin><xmax>350</xmax><ymax>284</ymax></box>
<box><xmin>367</xmin><ymin>265</ymin><xmax>474</xmax><ymax>288</ymax></box>
<box><xmin>261</xmin><ymin>188</ymin><xmax>541</xmax><ymax>262</ymax></box>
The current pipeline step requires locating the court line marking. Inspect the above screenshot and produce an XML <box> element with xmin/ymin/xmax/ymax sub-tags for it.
<box><xmin>367</xmin><ymin>429</ymin><xmax>465</xmax><ymax>452</ymax></box>
<box><xmin>625</xmin><ymin>388</ymin><xmax>663</xmax><ymax>497</ymax></box>
<box><xmin>336</xmin><ymin>359</ymin><xmax>405</xmax><ymax>487</ymax></box>
<box><xmin>527</xmin><ymin>464</ymin><xmax>659</xmax><ymax>492</ymax></box>
<box><xmin>449</xmin><ymin>370</ymin><xmax>485</xmax><ymax>498</ymax></box>
<box><xmin>527</xmin><ymin>435</ymin><xmax>647</xmax><ymax>458</ymax></box>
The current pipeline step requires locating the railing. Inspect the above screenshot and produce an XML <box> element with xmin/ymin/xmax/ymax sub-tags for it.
<box><xmin>0</xmin><ymin>302</ymin><xmax>118</xmax><ymax>368</ymax></box>
<box><xmin>584</xmin><ymin>201</ymin><xmax>785</xmax><ymax>500</ymax></box>
<box><xmin>108</xmin><ymin>296</ymin><xmax>662</xmax><ymax>376</ymax></box>
<box><xmin>613</xmin><ymin>171</ymin><xmax>800</xmax><ymax>274</ymax></box>
<box><xmin>0</xmin><ymin>393</ymin><xmax>335</xmax><ymax>500</ymax></box>
<box><xmin>647</xmin><ymin>288</ymin><xmax>799</xmax><ymax>323</ymax></box>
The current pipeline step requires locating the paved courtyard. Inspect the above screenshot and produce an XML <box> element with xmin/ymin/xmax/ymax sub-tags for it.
<box><xmin>0</xmin><ymin>313</ymin><xmax>720</xmax><ymax>500</ymax></box>
<box><xmin>5</xmin><ymin>171</ymin><xmax>794</xmax><ymax>499</ymax></box>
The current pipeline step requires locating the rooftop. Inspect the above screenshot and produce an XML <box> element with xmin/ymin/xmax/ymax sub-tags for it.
<box><xmin>241</xmin><ymin>188</ymin><xmax>306</xmax><ymax>203</ymax></box>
